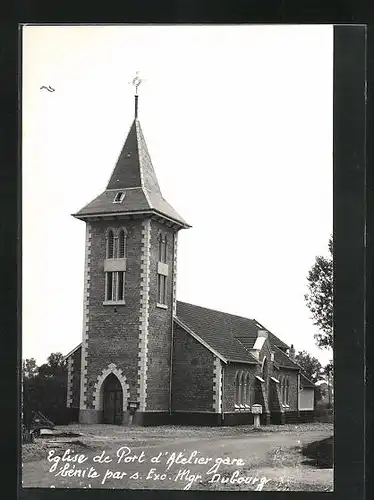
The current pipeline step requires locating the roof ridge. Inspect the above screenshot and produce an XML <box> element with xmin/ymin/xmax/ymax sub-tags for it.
<box><xmin>176</xmin><ymin>300</ymin><xmax>256</xmax><ymax>323</ymax></box>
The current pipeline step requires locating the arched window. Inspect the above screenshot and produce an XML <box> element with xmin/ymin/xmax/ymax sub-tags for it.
<box><xmin>157</xmin><ymin>232</ymin><xmax>168</xmax><ymax>305</ymax></box>
<box><xmin>118</xmin><ymin>229</ymin><xmax>126</xmax><ymax>258</ymax></box>
<box><xmin>107</xmin><ymin>230</ymin><xmax>114</xmax><ymax>259</ymax></box>
<box><xmin>280</xmin><ymin>376</ymin><xmax>285</xmax><ymax>404</ymax></box>
<box><xmin>243</xmin><ymin>373</ymin><xmax>248</xmax><ymax>406</ymax></box>
<box><xmin>163</xmin><ymin>235</ymin><xmax>167</xmax><ymax>263</ymax></box>
<box><xmin>286</xmin><ymin>378</ymin><xmax>290</xmax><ymax>405</ymax></box>
<box><xmin>158</xmin><ymin>233</ymin><xmax>163</xmax><ymax>262</ymax></box>
<box><xmin>235</xmin><ymin>371</ymin><xmax>244</xmax><ymax>408</ymax></box>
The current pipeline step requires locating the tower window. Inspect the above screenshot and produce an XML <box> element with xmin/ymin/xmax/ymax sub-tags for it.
<box><xmin>158</xmin><ymin>233</ymin><xmax>167</xmax><ymax>263</ymax></box>
<box><xmin>107</xmin><ymin>230</ymin><xmax>114</xmax><ymax>259</ymax></box>
<box><xmin>117</xmin><ymin>271</ymin><xmax>125</xmax><ymax>301</ymax></box>
<box><xmin>106</xmin><ymin>272</ymin><xmax>114</xmax><ymax>301</ymax></box>
<box><xmin>118</xmin><ymin>229</ymin><xmax>126</xmax><ymax>258</ymax></box>
<box><xmin>157</xmin><ymin>232</ymin><xmax>168</xmax><ymax>307</ymax></box>
<box><xmin>157</xmin><ymin>274</ymin><xmax>167</xmax><ymax>305</ymax></box>
<box><xmin>104</xmin><ymin>227</ymin><xmax>127</xmax><ymax>304</ymax></box>
<box><xmin>113</xmin><ymin>192</ymin><xmax>125</xmax><ymax>203</ymax></box>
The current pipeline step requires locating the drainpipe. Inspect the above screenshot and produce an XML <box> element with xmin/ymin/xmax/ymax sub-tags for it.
<box><xmin>221</xmin><ymin>366</ymin><xmax>225</xmax><ymax>425</ymax></box>
<box><xmin>169</xmin><ymin>231</ymin><xmax>177</xmax><ymax>417</ymax></box>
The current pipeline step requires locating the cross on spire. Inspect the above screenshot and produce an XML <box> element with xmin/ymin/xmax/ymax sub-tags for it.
<box><xmin>129</xmin><ymin>71</ymin><xmax>143</xmax><ymax>119</ymax></box>
<box><xmin>131</xmin><ymin>71</ymin><xmax>143</xmax><ymax>96</ymax></box>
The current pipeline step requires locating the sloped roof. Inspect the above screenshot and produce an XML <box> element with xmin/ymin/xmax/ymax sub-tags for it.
<box><xmin>300</xmin><ymin>373</ymin><xmax>316</xmax><ymax>388</ymax></box>
<box><xmin>175</xmin><ymin>301</ymin><xmax>290</xmax><ymax>364</ymax></box>
<box><xmin>73</xmin><ymin>119</ymin><xmax>190</xmax><ymax>228</ymax></box>
<box><xmin>273</xmin><ymin>345</ymin><xmax>300</xmax><ymax>370</ymax></box>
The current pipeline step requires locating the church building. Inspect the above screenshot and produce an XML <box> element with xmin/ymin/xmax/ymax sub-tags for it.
<box><xmin>64</xmin><ymin>80</ymin><xmax>315</xmax><ymax>426</ymax></box>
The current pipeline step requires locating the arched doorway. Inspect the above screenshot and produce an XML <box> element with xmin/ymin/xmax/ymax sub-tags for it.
<box><xmin>102</xmin><ymin>373</ymin><xmax>123</xmax><ymax>425</ymax></box>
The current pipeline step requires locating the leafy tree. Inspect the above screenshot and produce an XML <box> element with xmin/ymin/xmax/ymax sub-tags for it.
<box><xmin>304</xmin><ymin>236</ymin><xmax>333</xmax><ymax>349</ymax></box>
<box><xmin>295</xmin><ymin>350</ymin><xmax>325</xmax><ymax>402</ymax></box>
<box><xmin>38</xmin><ymin>352</ymin><xmax>66</xmax><ymax>379</ymax></box>
<box><xmin>295</xmin><ymin>350</ymin><xmax>324</xmax><ymax>384</ymax></box>
<box><xmin>22</xmin><ymin>358</ymin><xmax>38</xmax><ymax>379</ymax></box>
<box><xmin>22</xmin><ymin>352</ymin><xmax>69</xmax><ymax>426</ymax></box>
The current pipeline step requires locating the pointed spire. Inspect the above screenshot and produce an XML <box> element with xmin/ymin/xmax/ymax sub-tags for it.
<box><xmin>73</xmin><ymin>74</ymin><xmax>191</xmax><ymax>229</ymax></box>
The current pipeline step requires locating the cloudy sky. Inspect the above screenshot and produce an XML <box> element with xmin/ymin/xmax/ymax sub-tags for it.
<box><xmin>22</xmin><ymin>25</ymin><xmax>333</xmax><ymax>367</ymax></box>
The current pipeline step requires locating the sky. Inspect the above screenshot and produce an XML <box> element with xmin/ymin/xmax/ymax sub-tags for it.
<box><xmin>22</xmin><ymin>25</ymin><xmax>333</xmax><ymax>367</ymax></box>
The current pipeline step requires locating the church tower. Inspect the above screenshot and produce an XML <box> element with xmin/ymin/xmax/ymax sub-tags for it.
<box><xmin>73</xmin><ymin>75</ymin><xmax>190</xmax><ymax>425</ymax></box>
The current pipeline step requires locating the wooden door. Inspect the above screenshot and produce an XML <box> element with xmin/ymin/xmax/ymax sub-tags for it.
<box><xmin>102</xmin><ymin>374</ymin><xmax>123</xmax><ymax>425</ymax></box>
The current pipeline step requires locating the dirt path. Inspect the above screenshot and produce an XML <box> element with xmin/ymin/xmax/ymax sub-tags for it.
<box><xmin>22</xmin><ymin>426</ymin><xmax>333</xmax><ymax>491</ymax></box>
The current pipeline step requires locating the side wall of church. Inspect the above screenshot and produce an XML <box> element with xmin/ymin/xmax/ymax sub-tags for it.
<box><xmin>171</xmin><ymin>324</ymin><xmax>215</xmax><ymax>412</ymax></box>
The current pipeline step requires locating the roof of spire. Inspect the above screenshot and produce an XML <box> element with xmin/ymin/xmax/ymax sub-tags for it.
<box><xmin>73</xmin><ymin>109</ymin><xmax>190</xmax><ymax>228</ymax></box>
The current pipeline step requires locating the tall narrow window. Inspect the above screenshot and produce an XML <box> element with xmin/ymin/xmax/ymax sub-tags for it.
<box><xmin>280</xmin><ymin>377</ymin><xmax>284</xmax><ymax>404</ymax></box>
<box><xmin>245</xmin><ymin>373</ymin><xmax>251</xmax><ymax>407</ymax></box>
<box><xmin>243</xmin><ymin>373</ymin><xmax>248</xmax><ymax>406</ymax></box>
<box><xmin>107</xmin><ymin>230</ymin><xmax>114</xmax><ymax>259</ymax></box>
<box><xmin>118</xmin><ymin>230</ymin><xmax>126</xmax><ymax>258</ymax></box>
<box><xmin>162</xmin><ymin>235</ymin><xmax>167</xmax><ymax>263</ymax></box>
<box><xmin>286</xmin><ymin>378</ymin><xmax>290</xmax><ymax>405</ymax></box>
<box><xmin>104</xmin><ymin>228</ymin><xmax>126</xmax><ymax>303</ymax></box>
<box><xmin>117</xmin><ymin>271</ymin><xmax>125</xmax><ymax>301</ymax></box>
<box><xmin>158</xmin><ymin>234</ymin><xmax>163</xmax><ymax>261</ymax></box>
<box><xmin>157</xmin><ymin>232</ymin><xmax>168</xmax><ymax>306</ymax></box>
<box><xmin>157</xmin><ymin>274</ymin><xmax>167</xmax><ymax>305</ymax></box>
<box><xmin>235</xmin><ymin>372</ymin><xmax>240</xmax><ymax>408</ymax></box>
<box><xmin>106</xmin><ymin>272</ymin><xmax>114</xmax><ymax>301</ymax></box>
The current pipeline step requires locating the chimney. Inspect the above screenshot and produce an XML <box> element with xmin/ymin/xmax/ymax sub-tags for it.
<box><xmin>289</xmin><ymin>344</ymin><xmax>295</xmax><ymax>360</ymax></box>
<box><xmin>258</xmin><ymin>329</ymin><xmax>268</xmax><ymax>339</ymax></box>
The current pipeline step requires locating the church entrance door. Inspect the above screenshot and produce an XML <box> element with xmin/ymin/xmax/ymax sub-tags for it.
<box><xmin>102</xmin><ymin>374</ymin><xmax>123</xmax><ymax>425</ymax></box>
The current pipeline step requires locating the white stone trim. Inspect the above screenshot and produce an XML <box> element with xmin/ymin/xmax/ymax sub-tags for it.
<box><xmin>213</xmin><ymin>357</ymin><xmax>223</xmax><ymax>413</ymax></box>
<box><xmin>79</xmin><ymin>223</ymin><xmax>92</xmax><ymax>410</ymax></box>
<box><xmin>66</xmin><ymin>356</ymin><xmax>73</xmax><ymax>407</ymax></box>
<box><xmin>172</xmin><ymin>232</ymin><xmax>178</xmax><ymax>316</ymax></box>
<box><xmin>92</xmin><ymin>363</ymin><xmax>130</xmax><ymax>411</ymax></box>
<box><xmin>138</xmin><ymin>219</ymin><xmax>151</xmax><ymax>411</ymax></box>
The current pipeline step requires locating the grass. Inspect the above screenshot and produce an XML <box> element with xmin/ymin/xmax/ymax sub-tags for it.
<box><xmin>302</xmin><ymin>436</ymin><xmax>333</xmax><ymax>468</ymax></box>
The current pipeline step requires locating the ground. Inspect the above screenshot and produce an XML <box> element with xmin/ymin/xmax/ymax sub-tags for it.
<box><xmin>22</xmin><ymin>422</ymin><xmax>333</xmax><ymax>491</ymax></box>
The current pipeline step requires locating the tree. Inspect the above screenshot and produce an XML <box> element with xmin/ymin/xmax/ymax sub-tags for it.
<box><xmin>22</xmin><ymin>358</ymin><xmax>38</xmax><ymax>379</ymax></box>
<box><xmin>22</xmin><ymin>352</ymin><xmax>69</xmax><ymax>426</ymax></box>
<box><xmin>38</xmin><ymin>352</ymin><xmax>66</xmax><ymax>379</ymax></box>
<box><xmin>295</xmin><ymin>350</ymin><xmax>325</xmax><ymax>402</ymax></box>
<box><xmin>295</xmin><ymin>350</ymin><xmax>324</xmax><ymax>384</ymax></box>
<box><xmin>304</xmin><ymin>236</ymin><xmax>333</xmax><ymax>349</ymax></box>
<box><xmin>323</xmin><ymin>359</ymin><xmax>334</xmax><ymax>408</ymax></box>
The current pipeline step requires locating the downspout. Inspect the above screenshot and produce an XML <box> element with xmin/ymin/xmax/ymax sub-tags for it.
<box><xmin>221</xmin><ymin>365</ymin><xmax>225</xmax><ymax>424</ymax></box>
<box><xmin>169</xmin><ymin>231</ymin><xmax>177</xmax><ymax>416</ymax></box>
